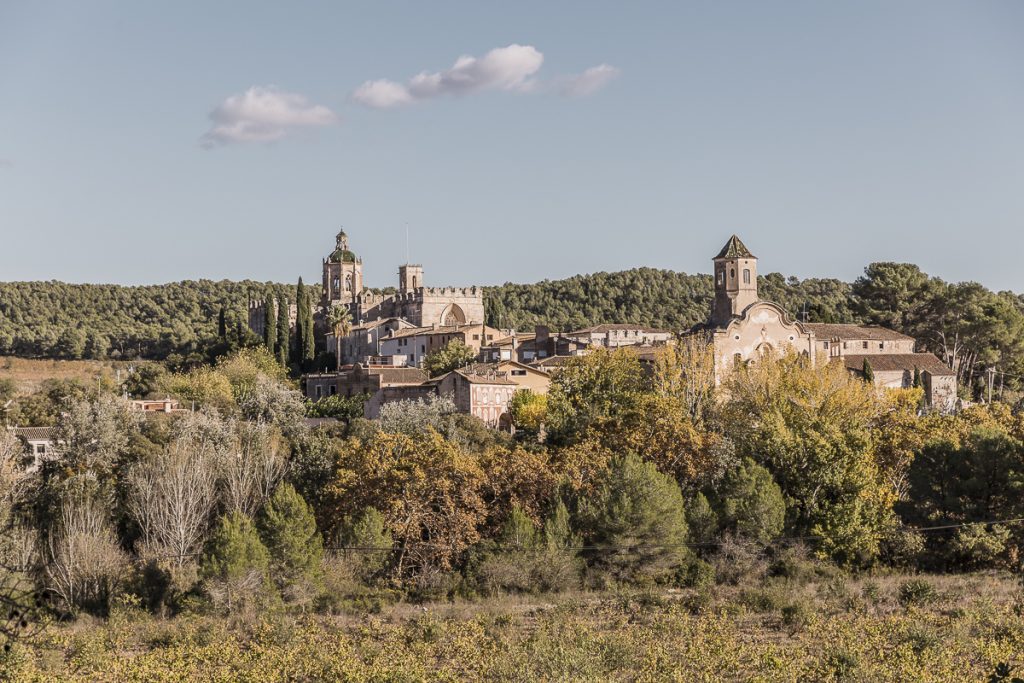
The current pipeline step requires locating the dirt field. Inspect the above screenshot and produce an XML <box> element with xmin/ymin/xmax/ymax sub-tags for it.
<box><xmin>0</xmin><ymin>357</ymin><xmax>149</xmax><ymax>395</ymax></box>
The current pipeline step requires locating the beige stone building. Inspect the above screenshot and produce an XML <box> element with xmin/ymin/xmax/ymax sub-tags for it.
<box><xmin>321</xmin><ymin>229</ymin><xmax>485</xmax><ymax>327</ymax></box>
<box><xmin>376</xmin><ymin>323</ymin><xmax>503</xmax><ymax>368</ymax></box>
<box><xmin>564</xmin><ymin>323</ymin><xmax>674</xmax><ymax>349</ymax></box>
<box><xmin>250</xmin><ymin>228</ymin><xmax>486</xmax><ymax>349</ymax></box>
<box><xmin>464</xmin><ymin>360</ymin><xmax>552</xmax><ymax>395</ymax></box>
<box><xmin>304</xmin><ymin>364</ymin><xmax>428</xmax><ymax>400</ymax></box>
<box><xmin>694</xmin><ymin>235</ymin><xmax>957</xmax><ymax>412</ymax></box>
<box><xmin>364</xmin><ymin>369</ymin><xmax>518</xmax><ymax>428</ymax></box>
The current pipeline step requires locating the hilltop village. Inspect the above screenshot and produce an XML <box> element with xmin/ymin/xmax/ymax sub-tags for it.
<box><xmin>253</xmin><ymin>230</ymin><xmax>958</xmax><ymax>427</ymax></box>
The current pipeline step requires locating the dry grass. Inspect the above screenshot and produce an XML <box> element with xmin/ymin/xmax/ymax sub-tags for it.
<box><xmin>0</xmin><ymin>357</ymin><xmax>145</xmax><ymax>395</ymax></box>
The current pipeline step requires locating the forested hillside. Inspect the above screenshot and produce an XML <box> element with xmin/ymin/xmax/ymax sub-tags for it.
<box><xmin>0</xmin><ymin>280</ymin><xmax>284</xmax><ymax>360</ymax></box>
<box><xmin>484</xmin><ymin>268</ymin><xmax>856</xmax><ymax>331</ymax></box>
<box><xmin>2</xmin><ymin>265</ymin><xmax>1023</xmax><ymax>396</ymax></box>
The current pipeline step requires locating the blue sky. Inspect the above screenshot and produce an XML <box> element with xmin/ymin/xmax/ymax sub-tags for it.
<box><xmin>2</xmin><ymin>2</ymin><xmax>1023</xmax><ymax>291</ymax></box>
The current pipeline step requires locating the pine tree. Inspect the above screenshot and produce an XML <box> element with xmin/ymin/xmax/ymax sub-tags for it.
<box><xmin>201</xmin><ymin>511</ymin><xmax>271</xmax><ymax>611</ymax></box>
<box><xmin>275</xmin><ymin>295</ymin><xmax>290</xmax><ymax>367</ymax></box>
<box><xmin>578</xmin><ymin>453</ymin><xmax>689</xmax><ymax>582</ymax></box>
<box><xmin>263</xmin><ymin>295</ymin><xmax>276</xmax><ymax>352</ymax></box>
<box><xmin>862</xmin><ymin>358</ymin><xmax>875</xmax><ymax>384</ymax></box>
<box><xmin>257</xmin><ymin>483</ymin><xmax>323</xmax><ymax>594</ymax></box>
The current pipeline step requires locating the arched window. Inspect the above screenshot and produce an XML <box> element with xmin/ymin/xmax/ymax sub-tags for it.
<box><xmin>743</xmin><ymin>269</ymin><xmax>751</xmax><ymax>284</ymax></box>
<box><xmin>730</xmin><ymin>268</ymin><xmax>735</xmax><ymax>279</ymax></box>
<box><xmin>344</xmin><ymin>274</ymin><xmax>352</xmax><ymax>292</ymax></box>
<box><xmin>717</xmin><ymin>269</ymin><xmax>724</xmax><ymax>286</ymax></box>
<box><xmin>412</xmin><ymin>276</ymin><xmax>418</xmax><ymax>289</ymax></box>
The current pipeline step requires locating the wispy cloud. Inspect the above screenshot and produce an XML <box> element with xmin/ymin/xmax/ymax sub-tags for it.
<box><xmin>0</xmin><ymin>158</ymin><xmax>13</xmax><ymax>168</ymax></box>
<box><xmin>200</xmin><ymin>86</ymin><xmax>338</xmax><ymax>148</ymax></box>
<box><xmin>557</xmin><ymin>64</ymin><xmax>621</xmax><ymax>97</ymax></box>
<box><xmin>353</xmin><ymin>44</ymin><xmax>614</xmax><ymax>109</ymax></box>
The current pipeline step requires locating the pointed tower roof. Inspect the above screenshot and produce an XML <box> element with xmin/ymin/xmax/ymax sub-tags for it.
<box><xmin>714</xmin><ymin>234</ymin><xmax>755</xmax><ymax>260</ymax></box>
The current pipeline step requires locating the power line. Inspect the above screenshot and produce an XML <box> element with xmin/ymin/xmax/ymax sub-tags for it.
<box><xmin>130</xmin><ymin>517</ymin><xmax>1024</xmax><ymax>561</ymax></box>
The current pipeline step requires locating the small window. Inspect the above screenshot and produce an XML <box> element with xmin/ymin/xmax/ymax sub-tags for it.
<box><xmin>329</xmin><ymin>386</ymin><xmax>337</xmax><ymax>396</ymax></box>
<box><xmin>717</xmin><ymin>270</ymin><xmax>724</xmax><ymax>286</ymax></box>
<box><xmin>843</xmin><ymin>342</ymin><xmax>848</xmax><ymax>349</ymax></box>
<box><xmin>862</xmin><ymin>341</ymin><xmax>868</xmax><ymax>349</ymax></box>
<box><xmin>730</xmin><ymin>268</ymin><xmax>735</xmax><ymax>279</ymax></box>
<box><xmin>824</xmin><ymin>341</ymin><xmax>830</xmax><ymax>349</ymax></box>
<box><xmin>512</xmin><ymin>370</ymin><xmax>526</xmax><ymax>376</ymax></box>
<box><xmin>473</xmin><ymin>334</ymin><xmax>480</xmax><ymax>340</ymax></box>
<box><xmin>743</xmin><ymin>269</ymin><xmax>751</xmax><ymax>284</ymax></box>
<box><xmin>315</xmin><ymin>386</ymin><xmax>322</xmax><ymax>398</ymax></box>
<box><xmin>879</xmin><ymin>342</ymin><xmax>884</xmax><ymax>349</ymax></box>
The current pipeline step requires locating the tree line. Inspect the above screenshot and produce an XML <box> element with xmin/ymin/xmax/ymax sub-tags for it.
<box><xmin>3</xmin><ymin>342</ymin><xmax>1024</xmax><ymax>629</ymax></box>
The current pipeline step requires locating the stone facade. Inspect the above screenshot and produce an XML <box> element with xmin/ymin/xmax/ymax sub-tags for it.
<box><xmin>694</xmin><ymin>235</ymin><xmax>958</xmax><ymax>412</ymax></box>
<box><xmin>250</xmin><ymin>228</ymin><xmax>485</xmax><ymax>347</ymax></box>
<box><xmin>563</xmin><ymin>324</ymin><xmax>674</xmax><ymax>349</ymax></box>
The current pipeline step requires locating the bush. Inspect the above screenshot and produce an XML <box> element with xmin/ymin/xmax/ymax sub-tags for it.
<box><xmin>897</xmin><ymin>578</ymin><xmax>937</xmax><ymax>607</ymax></box>
<box><xmin>335</xmin><ymin>507</ymin><xmax>393</xmax><ymax>582</ymax></box>
<box><xmin>949</xmin><ymin>524</ymin><xmax>1011</xmax><ymax>570</ymax></box>
<box><xmin>710</xmin><ymin>536</ymin><xmax>767</xmax><ymax>586</ymax></box>
<box><xmin>711</xmin><ymin>457</ymin><xmax>785</xmax><ymax>544</ymax></box>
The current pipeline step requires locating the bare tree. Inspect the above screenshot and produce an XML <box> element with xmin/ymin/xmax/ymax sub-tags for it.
<box><xmin>46</xmin><ymin>490</ymin><xmax>126</xmax><ymax>613</ymax></box>
<box><xmin>127</xmin><ymin>440</ymin><xmax>220</xmax><ymax>569</ymax></box>
<box><xmin>220</xmin><ymin>422</ymin><xmax>286</xmax><ymax>517</ymax></box>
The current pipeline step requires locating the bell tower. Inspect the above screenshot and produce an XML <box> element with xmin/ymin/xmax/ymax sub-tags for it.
<box><xmin>711</xmin><ymin>235</ymin><xmax>758</xmax><ymax>327</ymax></box>
<box><xmin>322</xmin><ymin>228</ymin><xmax>363</xmax><ymax>306</ymax></box>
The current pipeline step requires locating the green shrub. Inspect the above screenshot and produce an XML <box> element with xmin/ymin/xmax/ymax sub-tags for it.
<box><xmin>897</xmin><ymin>578</ymin><xmax>937</xmax><ymax>607</ymax></box>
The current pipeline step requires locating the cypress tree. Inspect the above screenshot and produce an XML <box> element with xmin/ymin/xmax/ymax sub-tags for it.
<box><xmin>862</xmin><ymin>358</ymin><xmax>875</xmax><ymax>384</ymax></box>
<box><xmin>263</xmin><ymin>295</ymin><xmax>277</xmax><ymax>352</ymax></box>
<box><xmin>217</xmin><ymin>307</ymin><xmax>227</xmax><ymax>340</ymax></box>
<box><xmin>913</xmin><ymin>366</ymin><xmax>922</xmax><ymax>388</ymax></box>
<box><xmin>302</xmin><ymin>304</ymin><xmax>315</xmax><ymax>366</ymax></box>
<box><xmin>276</xmin><ymin>295</ymin><xmax>290</xmax><ymax>366</ymax></box>
<box><xmin>293</xmin><ymin>279</ymin><xmax>306</xmax><ymax>367</ymax></box>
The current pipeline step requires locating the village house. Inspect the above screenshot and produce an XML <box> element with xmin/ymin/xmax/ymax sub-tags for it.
<box><xmin>376</xmin><ymin>323</ymin><xmax>504</xmax><ymax>369</ymax></box>
<box><xmin>563</xmin><ymin>323</ymin><xmax>674</xmax><ymax>349</ymax></box>
<box><xmin>463</xmin><ymin>360</ymin><xmax>552</xmax><ymax>395</ymax></box>
<box><xmin>364</xmin><ymin>369</ymin><xmax>518</xmax><ymax>428</ymax></box>
<box><xmin>304</xmin><ymin>364</ymin><xmax>428</xmax><ymax>400</ymax></box>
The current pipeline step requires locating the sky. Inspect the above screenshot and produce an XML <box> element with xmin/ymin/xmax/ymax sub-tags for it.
<box><xmin>2</xmin><ymin>1</ymin><xmax>1024</xmax><ymax>291</ymax></box>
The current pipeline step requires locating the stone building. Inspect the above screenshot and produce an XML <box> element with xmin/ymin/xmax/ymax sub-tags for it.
<box><xmin>304</xmin><ymin>364</ymin><xmax>428</xmax><ymax>400</ymax></box>
<box><xmin>320</xmin><ymin>229</ymin><xmax>485</xmax><ymax>327</ymax></box>
<box><xmin>693</xmin><ymin>235</ymin><xmax>957</xmax><ymax>412</ymax></box>
<box><xmin>364</xmin><ymin>369</ymin><xmax>518</xmax><ymax>428</ymax></box>
<box><xmin>564</xmin><ymin>323</ymin><xmax>674</xmax><ymax>349</ymax></box>
<box><xmin>250</xmin><ymin>228</ymin><xmax>486</xmax><ymax>351</ymax></box>
<box><xmin>376</xmin><ymin>323</ymin><xmax>503</xmax><ymax>369</ymax></box>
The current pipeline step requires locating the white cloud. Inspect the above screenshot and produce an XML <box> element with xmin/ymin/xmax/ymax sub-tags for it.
<box><xmin>352</xmin><ymin>44</ymin><xmax>545</xmax><ymax>109</ymax></box>
<box><xmin>557</xmin><ymin>64</ymin><xmax>621</xmax><ymax>97</ymax></box>
<box><xmin>201</xmin><ymin>86</ymin><xmax>338</xmax><ymax>148</ymax></box>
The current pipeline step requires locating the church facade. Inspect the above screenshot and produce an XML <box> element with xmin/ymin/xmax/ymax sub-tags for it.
<box><xmin>695</xmin><ymin>235</ymin><xmax>957</xmax><ymax>411</ymax></box>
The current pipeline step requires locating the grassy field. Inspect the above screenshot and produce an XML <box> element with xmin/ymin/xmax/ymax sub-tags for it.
<box><xmin>0</xmin><ymin>357</ymin><xmax>144</xmax><ymax>395</ymax></box>
<box><xmin>3</xmin><ymin>571</ymin><xmax>1022</xmax><ymax>681</ymax></box>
